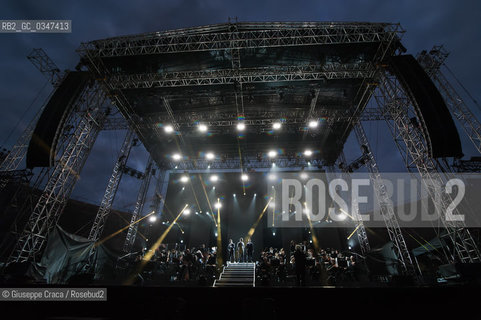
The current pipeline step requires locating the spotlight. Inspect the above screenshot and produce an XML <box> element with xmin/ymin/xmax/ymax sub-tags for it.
<box><xmin>254</xmin><ymin>193</ymin><xmax>257</xmax><ymax>197</ymax></box>
<box><xmin>149</xmin><ymin>216</ymin><xmax>157</xmax><ymax>222</ymax></box>
<box><xmin>215</xmin><ymin>232</ymin><xmax>218</xmax><ymax>237</ymax></box>
<box><xmin>237</xmin><ymin>122</ymin><xmax>246</xmax><ymax>131</ymax></box>
<box><xmin>339</xmin><ymin>212</ymin><xmax>347</xmax><ymax>221</ymax></box>
<box><xmin>214</xmin><ymin>202</ymin><xmax>222</xmax><ymax>209</ymax></box>
<box><xmin>164</xmin><ymin>125</ymin><xmax>174</xmax><ymax>133</ymax></box>
<box><xmin>233</xmin><ymin>193</ymin><xmax>236</xmax><ymax>197</ymax></box>
<box><xmin>303</xmin><ymin>208</ymin><xmax>309</xmax><ymax>214</ymax></box>
<box><xmin>207</xmin><ymin>165</ymin><xmax>211</xmax><ymax>169</ymax></box>
<box><xmin>304</xmin><ymin>149</ymin><xmax>313</xmax><ymax>157</ymax></box>
<box><xmin>268</xmin><ymin>174</ymin><xmax>276</xmax><ymax>180</ymax></box>
<box><xmin>210</xmin><ymin>175</ymin><xmax>219</xmax><ymax>182</ymax></box>
<box><xmin>213</xmin><ymin>186</ymin><xmax>216</xmax><ymax>190</ymax></box>
<box><xmin>175</xmin><ymin>166</ymin><xmax>178</xmax><ymax>169</ymax></box>
<box><xmin>241</xmin><ymin>174</ymin><xmax>249</xmax><ymax>181</ymax></box>
<box><xmin>180</xmin><ymin>175</ymin><xmax>189</xmax><ymax>183</ymax></box>
<box><xmin>300</xmin><ymin>172</ymin><xmax>308</xmax><ymax>180</ymax></box>
<box><xmin>180</xmin><ymin>240</ymin><xmax>184</xmax><ymax>243</ymax></box>
<box><xmin>198</xmin><ymin>124</ymin><xmax>208</xmax><ymax>132</ymax></box>
<box><xmin>308</xmin><ymin>120</ymin><xmax>318</xmax><ymax>128</ymax></box>
<box><xmin>172</xmin><ymin>153</ymin><xmax>182</xmax><ymax>161</ymax></box>
<box><xmin>269</xmin><ymin>202</ymin><xmax>275</xmax><ymax>208</ymax></box>
<box><xmin>268</xmin><ymin>150</ymin><xmax>277</xmax><ymax>158</ymax></box>
<box><xmin>273</xmin><ymin>232</ymin><xmax>276</xmax><ymax>236</ymax></box>
<box><xmin>184</xmin><ymin>208</ymin><xmax>191</xmax><ymax>215</ymax></box>
<box><xmin>272</xmin><ymin>122</ymin><xmax>281</xmax><ymax>130</ymax></box>
<box><xmin>195</xmin><ymin>211</ymin><xmax>199</xmax><ymax>215</ymax></box>
<box><xmin>181</xmin><ymin>187</ymin><xmax>185</xmax><ymax>191</ymax></box>
<box><xmin>205</xmin><ymin>152</ymin><xmax>215</xmax><ymax>160</ymax></box>
<box><xmin>348</xmin><ymin>246</ymin><xmax>352</xmax><ymax>250</ymax></box>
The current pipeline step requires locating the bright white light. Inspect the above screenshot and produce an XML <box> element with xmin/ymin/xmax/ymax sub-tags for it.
<box><xmin>205</xmin><ymin>152</ymin><xmax>215</xmax><ymax>160</ymax></box>
<box><xmin>210</xmin><ymin>175</ymin><xmax>219</xmax><ymax>182</ymax></box>
<box><xmin>254</xmin><ymin>193</ymin><xmax>257</xmax><ymax>196</ymax></box>
<box><xmin>180</xmin><ymin>240</ymin><xmax>184</xmax><ymax>243</ymax></box>
<box><xmin>198</xmin><ymin>124</ymin><xmax>208</xmax><ymax>132</ymax></box>
<box><xmin>172</xmin><ymin>153</ymin><xmax>182</xmax><ymax>161</ymax></box>
<box><xmin>268</xmin><ymin>150</ymin><xmax>277</xmax><ymax>158</ymax></box>
<box><xmin>338</xmin><ymin>212</ymin><xmax>347</xmax><ymax>221</ymax></box>
<box><xmin>233</xmin><ymin>194</ymin><xmax>236</xmax><ymax>197</ymax></box>
<box><xmin>268</xmin><ymin>174</ymin><xmax>276</xmax><ymax>180</ymax></box>
<box><xmin>273</xmin><ymin>232</ymin><xmax>276</xmax><ymax>236</ymax></box>
<box><xmin>304</xmin><ymin>149</ymin><xmax>313</xmax><ymax>157</ymax></box>
<box><xmin>237</xmin><ymin>122</ymin><xmax>246</xmax><ymax>131</ymax></box>
<box><xmin>241</xmin><ymin>174</ymin><xmax>249</xmax><ymax>181</ymax></box>
<box><xmin>269</xmin><ymin>202</ymin><xmax>275</xmax><ymax>208</ymax></box>
<box><xmin>300</xmin><ymin>172</ymin><xmax>309</xmax><ymax>180</ymax></box>
<box><xmin>181</xmin><ymin>187</ymin><xmax>185</xmax><ymax>191</ymax></box>
<box><xmin>272</xmin><ymin>122</ymin><xmax>281</xmax><ymax>130</ymax></box>
<box><xmin>214</xmin><ymin>202</ymin><xmax>222</xmax><ymax>209</ymax></box>
<box><xmin>207</xmin><ymin>165</ymin><xmax>211</xmax><ymax>169</ymax></box>
<box><xmin>213</xmin><ymin>186</ymin><xmax>216</xmax><ymax>190</ymax></box>
<box><xmin>149</xmin><ymin>216</ymin><xmax>157</xmax><ymax>222</ymax></box>
<box><xmin>180</xmin><ymin>175</ymin><xmax>189</xmax><ymax>183</ymax></box>
<box><xmin>215</xmin><ymin>232</ymin><xmax>218</xmax><ymax>237</ymax></box>
<box><xmin>164</xmin><ymin>125</ymin><xmax>174</xmax><ymax>133</ymax></box>
<box><xmin>308</xmin><ymin>120</ymin><xmax>318</xmax><ymax>128</ymax></box>
<box><xmin>184</xmin><ymin>208</ymin><xmax>191</xmax><ymax>215</ymax></box>
<box><xmin>348</xmin><ymin>246</ymin><xmax>352</xmax><ymax>250</ymax></box>
<box><xmin>303</xmin><ymin>208</ymin><xmax>309</xmax><ymax>214</ymax></box>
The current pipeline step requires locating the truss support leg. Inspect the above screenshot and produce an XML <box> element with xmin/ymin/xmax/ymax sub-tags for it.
<box><xmin>353</xmin><ymin>122</ymin><xmax>417</xmax><ymax>275</ymax></box>
<box><xmin>123</xmin><ymin>156</ymin><xmax>154</xmax><ymax>253</ymax></box>
<box><xmin>376</xmin><ymin>72</ymin><xmax>481</xmax><ymax>263</ymax></box>
<box><xmin>7</xmin><ymin>84</ymin><xmax>107</xmax><ymax>263</ymax></box>
<box><xmin>88</xmin><ymin>129</ymin><xmax>135</xmax><ymax>241</ymax></box>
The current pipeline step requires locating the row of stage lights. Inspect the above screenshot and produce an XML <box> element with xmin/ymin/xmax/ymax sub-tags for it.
<box><xmin>178</xmin><ymin>170</ymin><xmax>310</xmax><ymax>184</ymax></box>
<box><xmin>162</xmin><ymin>119</ymin><xmax>321</xmax><ymax>135</ymax></box>
<box><xmin>171</xmin><ymin>149</ymin><xmax>314</xmax><ymax>162</ymax></box>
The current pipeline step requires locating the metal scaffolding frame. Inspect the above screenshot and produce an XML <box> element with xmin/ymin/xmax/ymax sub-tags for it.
<box><xmin>417</xmin><ymin>46</ymin><xmax>481</xmax><ymax>155</ymax></box>
<box><xmin>0</xmin><ymin>49</ymin><xmax>61</xmax><ymax>190</ymax></box>
<box><xmin>79</xmin><ymin>22</ymin><xmax>402</xmax><ymax>57</ymax></box>
<box><xmin>7</xmin><ymin>83</ymin><xmax>108</xmax><ymax>263</ymax></box>
<box><xmin>353</xmin><ymin>122</ymin><xmax>416</xmax><ymax>274</ymax></box>
<box><xmin>375</xmin><ymin>72</ymin><xmax>481</xmax><ymax>263</ymax></box>
<box><xmin>123</xmin><ymin>156</ymin><xmax>154</xmax><ymax>253</ymax></box>
<box><xmin>88</xmin><ymin>129</ymin><xmax>135</xmax><ymax>241</ymax></box>
<box><xmin>107</xmin><ymin>63</ymin><xmax>375</xmax><ymax>89</ymax></box>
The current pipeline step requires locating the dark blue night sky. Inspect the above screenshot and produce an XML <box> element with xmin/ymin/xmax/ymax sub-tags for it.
<box><xmin>0</xmin><ymin>0</ymin><xmax>480</xmax><ymax>211</ymax></box>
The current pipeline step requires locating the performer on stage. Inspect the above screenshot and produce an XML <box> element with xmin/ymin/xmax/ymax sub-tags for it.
<box><xmin>236</xmin><ymin>237</ymin><xmax>245</xmax><ymax>263</ymax></box>
<box><xmin>227</xmin><ymin>239</ymin><xmax>236</xmax><ymax>263</ymax></box>
<box><xmin>246</xmin><ymin>239</ymin><xmax>254</xmax><ymax>262</ymax></box>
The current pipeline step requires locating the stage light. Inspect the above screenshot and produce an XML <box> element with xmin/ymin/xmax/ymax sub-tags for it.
<box><xmin>213</xmin><ymin>186</ymin><xmax>216</xmax><ymax>190</ymax></box>
<box><xmin>184</xmin><ymin>208</ymin><xmax>191</xmax><ymax>215</ymax></box>
<box><xmin>268</xmin><ymin>174</ymin><xmax>276</xmax><ymax>180</ymax></box>
<box><xmin>268</xmin><ymin>150</ymin><xmax>277</xmax><ymax>158</ymax></box>
<box><xmin>273</xmin><ymin>232</ymin><xmax>276</xmax><ymax>236</ymax></box>
<box><xmin>210</xmin><ymin>175</ymin><xmax>218</xmax><ymax>182</ymax></box>
<box><xmin>195</xmin><ymin>211</ymin><xmax>199</xmax><ymax>215</ymax></box>
<box><xmin>207</xmin><ymin>165</ymin><xmax>211</xmax><ymax>169</ymax></box>
<box><xmin>181</xmin><ymin>187</ymin><xmax>185</xmax><ymax>191</ymax></box>
<box><xmin>254</xmin><ymin>193</ymin><xmax>257</xmax><ymax>197</ymax></box>
<box><xmin>164</xmin><ymin>125</ymin><xmax>174</xmax><ymax>133</ymax></box>
<box><xmin>205</xmin><ymin>152</ymin><xmax>215</xmax><ymax>160</ymax></box>
<box><xmin>233</xmin><ymin>194</ymin><xmax>236</xmax><ymax>197</ymax></box>
<box><xmin>215</xmin><ymin>232</ymin><xmax>218</xmax><ymax>237</ymax></box>
<box><xmin>339</xmin><ymin>212</ymin><xmax>347</xmax><ymax>221</ymax></box>
<box><xmin>214</xmin><ymin>202</ymin><xmax>222</xmax><ymax>209</ymax></box>
<box><xmin>300</xmin><ymin>172</ymin><xmax>308</xmax><ymax>180</ymax></box>
<box><xmin>175</xmin><ymin>166</ymin><xmax>178</xmax><ymax>169</ymax></box>
<box><xmin>180</xmin><ymin>175</ymin><xmax>189</xmax><ymax>183</ymax></box>
<box><xmin>180</xmin><ymin>240</ymin><xmax>184</xmax><ymax>243</ymax></box>
<box><xmin>308</xmin><ymin>120</ymin><xmax>318</xmax><ymax>128</ymax></box>
<box><xmin>348</xmin><ymin>246</ymin><xmax>352</xmax><ymax>250</ymax></box>
<box><xmin>241</xmin><ymin>174</ymin><xmax>249</xmax><ymax>181</ymax></box>
<box><xmin>272</xmin><ymin>122</ymin><xmax>281</xmax><ymax>130</ymax></box>
<box><xmin>198</xmin><ymin>124</ymin><xmax>208</xmax><ymax>132</ymax></box>
<box><xmin>304</xmin><ymin>149</ymin><xmax>313</xmax><ymax>157</ymax></box>
<box><xmin>172</xmin><ymin>153</ymin><xmax>182</xmax><ymax>161</ymax></box>
<box><xmin>303</xmin><ymin>208</ymin><xmax>309</xmax><ymax>214</ymax></box>
<box><xmin>237</xmin><ymin>122</ymin><xmax>246</xmax><ymax>131</ymax></box>
<box><xmin>269</xmin><ymin>202</ymin><xmax>275</xmax><ymax>208</ymax></box>
<box><xmin>149</xmin><ymin>216</ymin><xmax>157</xmax><ymax>222</ymax></box>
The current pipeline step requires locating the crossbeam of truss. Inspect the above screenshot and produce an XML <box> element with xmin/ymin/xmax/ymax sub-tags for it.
<box><xmin>79</xmin><ymin>22</ymin><xmax>402</xmax><ymax>57</ymax></box>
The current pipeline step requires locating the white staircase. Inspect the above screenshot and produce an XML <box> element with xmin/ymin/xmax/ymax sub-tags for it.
<box><xmin>213</xmin><ymin>262</ymin><xmax>255</xmax><ymax>287</ymax></box>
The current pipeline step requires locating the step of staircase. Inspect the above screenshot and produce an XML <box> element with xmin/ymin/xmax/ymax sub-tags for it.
<box><xmin>213</xmin><ymin>262</ymin><xmax>256</xmax><ymax>287</ymax></box>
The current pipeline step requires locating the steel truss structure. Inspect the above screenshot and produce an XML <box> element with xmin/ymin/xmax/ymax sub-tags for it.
<box><xmin>417</xmin><ymin>46</ymin><xmax>481</xmax><ymax>155</ymax></box>
<box><xmin>375</xmin><ymin>73</ymin><xmax>481</xmax><ymax>263</ymax></box>
<box><xmin>353</xmin><ymin>123</ymin><xmax>416</xmax><ymax>274</ymax></box>
<box><xmin>88</xmin><ymin>129</ymin><xmax>135</xmax><ymax>241</ymax></box>
<box><xmin>123</xmin><ymin>156</ymin><xmax>154</xmax><ymax>253</ymax></box>
<box><xmin>0</xmin><ymin>49</ymin><xmax>61</xmax><ymax>190</ymax></box>
<box><xmin>8</xmin><ymin>83</ymin><xmax>108</xmax><ymax>263</ymax></box>
<box><xmin>107</xmin><ymin>63</ymin><xmax>375</xmax><ymax>89</ymax></box>
<box><xmin>80</xmin><ymin>22</ymin><xmax>403</xmax><ymax>57</ymax></box>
